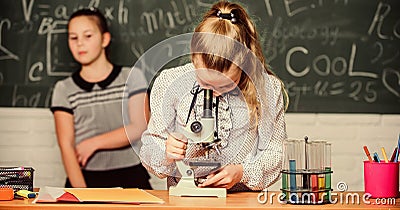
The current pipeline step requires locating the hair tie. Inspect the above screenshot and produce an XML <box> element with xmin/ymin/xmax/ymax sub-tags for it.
<box><xmin>216</xmin><ymin>10</ymin><xmax>237</xmax><ymax>23</ymax></box>
<box><xmin>87</xmin><ymin>7</ymin><xmax>99</xmax><ymax>12</ymax></box>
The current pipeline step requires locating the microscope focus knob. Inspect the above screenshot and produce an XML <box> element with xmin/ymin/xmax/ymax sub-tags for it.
<box><xmin>190</xmin><ymin>121</ymin><xmax>203</xmax><ymax>133</ymax></box>
<box><xmin>186</xmin><ymin>169</ymin><xmax>193</xmax><ymax>176</ymax></box>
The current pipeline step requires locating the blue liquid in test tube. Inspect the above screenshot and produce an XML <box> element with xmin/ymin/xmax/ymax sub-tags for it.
<box><xmin>289</xmin><ymin>159</ymin><xmax>296</xmax><ymax>190</ymax></box>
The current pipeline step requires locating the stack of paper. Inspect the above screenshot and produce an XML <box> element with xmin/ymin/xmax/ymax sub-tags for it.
<box><xmin>33</xmin><ymin>187</ymin><xmax>164</xmax><ymax>204</ymax></box>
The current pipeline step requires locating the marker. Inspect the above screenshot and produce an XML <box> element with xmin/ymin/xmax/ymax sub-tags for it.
<box><xmin>395</xmin><ymin>135</ymin><xmax>400</xmax><ymax>163</ymax></box>
<box><xmin>390</xmin><ymin>147</ymin><xmax>398</xmax><ymax>162</ymax></box>
<box><xmin>381</xmin><ymin>147</ymin><xmax>388</xmax><ymax>163</ymax></box>
<box><xmin>363</xmin><ymin>146</ymin><xmax>373</xmax><ymax>162</ymax></box>
<box><xmin>15</xmin><ymin>190</ymin><xmax>36</xmax><ymax>199</ymax></box>
<box><xmin>373</xmin><ymin>152</ymin><xmax>380</xmax><ymax>163</ymax></box>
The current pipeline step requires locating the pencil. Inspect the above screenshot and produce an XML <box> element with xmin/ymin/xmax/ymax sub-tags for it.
<box><xmin>373</xmin><ymin>152</ymin><xmax>380</xmax><ymax>163</ymax></box>
<box><xmin>395</xmin><ymin>135</ymin><xmax>400</xmax><ymax>163</ymax></box>
<box><xmin>390</xmin><ymin>147</ymin><xmax>398</xmax><ymax>162</ymax></box>
<box><xmin>363</xmin><ymin>146</ymin><xmax>373</xmax><ymax>162</ymax></box>
<box><xmin>381</xmin><ymin>147</ymin><xmax>388</xmax><ymax>163</ymax></box>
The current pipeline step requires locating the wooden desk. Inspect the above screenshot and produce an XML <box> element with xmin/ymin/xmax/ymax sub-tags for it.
<box><xmin>0</xmin><ymin>191</ymin><xmax>398</xmax><ymax>210</ymax></box>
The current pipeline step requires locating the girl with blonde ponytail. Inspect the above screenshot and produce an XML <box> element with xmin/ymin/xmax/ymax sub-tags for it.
<box><xmin>140</xmin><ymin>1</ymin><xmax>288</xmax><ymax>191</ymax></box>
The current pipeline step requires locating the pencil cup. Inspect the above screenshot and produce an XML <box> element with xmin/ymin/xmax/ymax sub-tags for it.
<box><xmin>363</xmin><ymin>161</ymin><xmax>399</xmax><ymax>198</ymax></box>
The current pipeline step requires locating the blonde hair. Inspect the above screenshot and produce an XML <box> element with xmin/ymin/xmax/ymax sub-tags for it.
<box><xmin>191</xmin><ymin>1</ymin><xmax>288</xmax><ymax>123</ymax></box>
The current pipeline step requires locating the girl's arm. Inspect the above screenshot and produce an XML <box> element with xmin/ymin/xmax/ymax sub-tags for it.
<box><xmin>53</xmin><ymin>111</ymin><xmax>86</xmax><ymax>188</ymax></box>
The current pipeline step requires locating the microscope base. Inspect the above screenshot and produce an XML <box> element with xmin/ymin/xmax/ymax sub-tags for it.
<box><xmin>169</xmin><ymin>185</ymin><xmax>226</xmax><ymax>197</ymax></box>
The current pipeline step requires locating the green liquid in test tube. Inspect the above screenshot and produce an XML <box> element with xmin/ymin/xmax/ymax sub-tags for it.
<box><xmin>324</xmin><ymin>143</ymin><xmax>332</xmax><ymax>202</ymax></box>
<box><xmin>282</xmin><ymin>172</ymin><xmax>288</xmax><ymax>197</ymax></box>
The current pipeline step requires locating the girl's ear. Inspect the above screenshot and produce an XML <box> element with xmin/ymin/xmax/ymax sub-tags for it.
<box><xmin>102</xmin><ymin>32</ymin><xmax>111</xmax><ymax>48</ymax></box>
<box><xmin>192</xmin><ymin>54</ymin><xmax>201</xmax><ymax>68</ymax></box>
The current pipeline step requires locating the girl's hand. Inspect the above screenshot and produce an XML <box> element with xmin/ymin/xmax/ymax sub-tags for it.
<box><xmin>75</xmin><ymin>138</ymin><xmax>97</xmax><ymax>167</ymax></box>
<box><xmin>198</xmin><ymin>164</ymin><xmax>243</xmax><ymax>189</ymax></box>
<box><xmin>165</xmin><ymin>132</ymin><xmax>188</xmax><ymax>162</ymax></box>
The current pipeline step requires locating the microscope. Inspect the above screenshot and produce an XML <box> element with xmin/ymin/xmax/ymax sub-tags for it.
<box><xmin>169</xmin><ymin>89</ymin><xmax>227</xmax><ymax>197</ymax></box>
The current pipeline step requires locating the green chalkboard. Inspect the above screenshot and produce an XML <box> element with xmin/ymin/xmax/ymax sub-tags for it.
<box><xmin>0</xmin><ymin>0</ymin><xmax>399</xmax><ymax>113</ymax></box>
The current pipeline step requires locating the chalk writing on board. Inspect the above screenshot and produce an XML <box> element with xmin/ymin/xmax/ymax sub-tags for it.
<box><xmin>11</xmin><ymin>85</ymin><xmax>53</xmax><ymax>107</ymax></box>
<box><xmin>368</xmin><ymin>2</ymin><xmax>400</xmax><ymax>40</ymax></box>
<box><xmin>37</xmin><ymin>17</ymin><xmax>71</xmax><ymax>77</ymax></box>
<box><xmin>0</xmin><ymin>19</ymin><xmax>19</xmax><ymax>61</ymax></box>
<box><xmin>0</xmin><ymin>0</ymin><xmax>398</xmax><ymax>113</ymax></box>
<box><xmin>22</xmin><ymin>0</ymin><xmax>35</xmax><ymax>22</ymax></box>
<box><xmin>259</xmin><ymin>0</ymin><xmax>399</xmax><ymax>112</ymax></box>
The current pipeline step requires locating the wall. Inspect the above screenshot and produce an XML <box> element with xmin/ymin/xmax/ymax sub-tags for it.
<box><xmin>0</xmin><ymin>107</ymin><xmax>399</xmax><ymax>191</ymax></box>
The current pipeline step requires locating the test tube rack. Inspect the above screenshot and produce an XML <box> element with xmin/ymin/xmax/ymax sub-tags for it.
<box><xmin>280</xmin><ymin>137</ymin><xmax>333</xmax><ymax>204</ymax></box>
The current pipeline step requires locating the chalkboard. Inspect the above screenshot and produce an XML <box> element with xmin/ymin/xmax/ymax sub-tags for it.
<box><xmin>0</xmin><ymin>0</ymin><xmax>399</xmax><ymax>113</ymax></box>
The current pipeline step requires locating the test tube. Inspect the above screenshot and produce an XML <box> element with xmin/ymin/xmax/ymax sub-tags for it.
<box><xmin>294</xmin><ymin>139</ymin><xmax>304</xmax><ymax>192</ymax></box>
<box><xmin>303</xmin><ymin>137</ymin><xmax>310</xmax><ymax>191</ymax></box>
<box><xmin>313</xmin><ymin>140</ymin><xmax>326</xmax><ymax>170</ymax></box>
<box><xmin>324</xmin><ymin>142</ymin><xmax>331</xmax><ymax>170</ymax></box>
<box><xmin>314</xmin><ymin>140</ymin><xmax>327</xmax><ymax>203</ymax></box>
<box><xmin>284</xmin><ymin>140</ymin><xmax>298</xmax><ymax>203</ymax></box>
<box><xmin>287</xmin><ymin>140</ymin><xmax>297</xmax><ymax>192</ymax></box>
<box><xmin>282</xmin><ymin>140</ymin><xmax>289</xmax><ymax>197</ymax></box>
<box><xmin>307</xmin><ymin>142</ymin><xmax>317</xmax><ymax>203</ymax></box>
<box><xmin>296</xmin><ymin>139</ymin><xmax>305</xmax><ymax>169</ymax></box>
<box><xmin>324</xmin><ymin>143</ymin><xmax>332</xmax><ymax>202</ymax></box>
<box><xmin>289</xmin><ymin>159</ymin><xmax>296</xmax><ymax>190</ymax></box>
